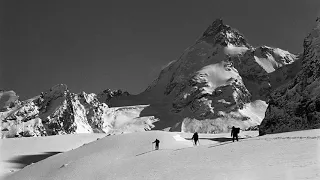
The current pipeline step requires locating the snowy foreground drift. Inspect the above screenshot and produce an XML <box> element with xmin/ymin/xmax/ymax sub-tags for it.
<box><xmin>0</xmin><ymin>133</ymin><xmax>106</xmax><ymax>179</ymax></box>
<box><xmin>4</xmin><ymin>130</ymin><xmax>320</xmax><ymax>180</ymax></box>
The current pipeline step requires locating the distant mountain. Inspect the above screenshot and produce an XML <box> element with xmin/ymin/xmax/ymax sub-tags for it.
<box><xmin>1</xmin><ymin>19</ymin><xmax>300</xmax><ymax>138</ymax></box>
<box><xmin>1</xmin><ymin>85</ymin><xmax>156</xmax><ymax>138</ymax></box>
<box><xmin>259</xmin><ymin>17</ymin><xmax>320</xmax><ymax>135</ymax></box>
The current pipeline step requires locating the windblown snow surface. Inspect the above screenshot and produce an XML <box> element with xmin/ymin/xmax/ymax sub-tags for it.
<box><xmin>0</xmin><ymin>133</ymin><xmax>106</xmax><ymax>179</ymax></box>
<box><xmin>2</xmin><ymin>130</ymin><xmax>319</xmax><ymax>180</ymax></box>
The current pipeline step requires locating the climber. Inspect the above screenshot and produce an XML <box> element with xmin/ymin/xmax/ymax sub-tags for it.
<box><xmin>152</xmin><ymin>139</ymin><xmax>160</xmax><ymax>150</ymax></box>
<box><xmin>231</xmin><ymin>126</ymin><xmax>240</xmax><ymax>142</ymax></box>
<box><xmin>191</xmin><ymin>132</ymin><xmax>200</xmax><ymax>146</ymax></box>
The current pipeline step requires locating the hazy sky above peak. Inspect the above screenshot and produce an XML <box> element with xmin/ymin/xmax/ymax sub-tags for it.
<box><xmin>1</xmin><ymin>0</ymin><xmax>320</xmax><ymax>100</ymax></box>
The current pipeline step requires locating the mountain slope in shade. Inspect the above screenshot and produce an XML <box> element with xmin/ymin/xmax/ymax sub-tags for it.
<box><xmin>109</xmin><ymin>19</ymin><xmax>298</xmax><ymax>133</ymax></box>
<box><xmin>260</xmin><ymin>17</ymin><xmax>320</xmax><ymax>135</ymax></box>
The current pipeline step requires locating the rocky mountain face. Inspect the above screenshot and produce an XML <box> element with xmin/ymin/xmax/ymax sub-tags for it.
<box><xmin>259</xmin><ymin>17</ymin><xmax>320</xmax><ymax>135</ymax></box>
<box><xmin>0</xmin><ymin>85</ymin><xmax>156</xmax><ymax>138</ymax></box>
<box><xmin>1</xmin><ymin>19</ymin><xmax>301</xmax><ymax>138</ymax></box>
<box><xmin>97</xmin><ymin>89</ymin><xmax>130</xmax><ymax>104</ymax></box>
<box><xmin>110</xmin><ymin>19</ymin><xmax>298</xmax><ymax>133</ymax></box>
<box><xmin>0</xmin><ymin>90</ymin><xmax>20</xmax><ymax>111</ymax></box>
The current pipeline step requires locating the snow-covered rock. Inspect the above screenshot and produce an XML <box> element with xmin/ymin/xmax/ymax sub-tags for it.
<box><xmin>230</xmin><ymin>46</ymin><xmax>299</xmax><ymax>102</ymax></box>
<box><xmin>1</xmin><ymin>85</ymin><xmax>155</xmax><ymax>138</ymax></box>
<box><xmin>97</xmin><ymin>89</ymin><xmax>130</xmax><ymax>105</ymax></box>
<box><xmin>260</xmin><ymin>17</ymin><xmax>320</xmax><ymax>135</ymax></box>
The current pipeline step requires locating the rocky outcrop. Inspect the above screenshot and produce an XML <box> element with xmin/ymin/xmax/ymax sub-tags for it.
<box><xmin>0</xmin><ymin>90</ymin><xmax>20</xmax><ymax>112</ymax></box>
<box><xmin>260</xmin><ymin>17</ymin><xmax>320</xmax><ymax>135</ymax></box>
<box><xmin>97</xmin><ymin>89</ymin><xmax>130</xmax><ymax>106</ymax></box>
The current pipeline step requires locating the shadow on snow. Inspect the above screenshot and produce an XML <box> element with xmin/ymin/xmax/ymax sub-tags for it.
<box><xmin>7</xmin><ymin>151</ymin><xmax>62</xmax><ymax>168</ymax></box>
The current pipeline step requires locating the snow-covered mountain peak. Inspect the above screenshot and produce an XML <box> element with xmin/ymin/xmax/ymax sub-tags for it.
<box><xmin>256</xmin><ymin>45</ymin><xmax>296</xmax><ymax>60</ymax></box>
<box><xmin>253</xmin><ymin>46</ymin><xmax>298</xmax><ymax>70</ymax></box>
<box><xmin>202</xmin><ymin>18</ymin><xmax>224</xmax><ymax>37</ymax></box>
<box><xmin>201</xmin><ymin>19</ymin><xmax>250</xmax><ymax>48</ymax></box>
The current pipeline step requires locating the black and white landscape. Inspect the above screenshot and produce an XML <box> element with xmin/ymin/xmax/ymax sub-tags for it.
<box><xmin>1</xmin><ymin>1</ymin><xmax>320</xmax><ymax>180</ymax></box>
<box><xmin>0</xmin><ymin>19</ymin><xmax>301</xmax><ymax>137</ymax></box>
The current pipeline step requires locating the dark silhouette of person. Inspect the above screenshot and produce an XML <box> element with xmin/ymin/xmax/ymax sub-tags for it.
<box><xmin>191</xmin><ymin>132</ymin><xmax>199</xmax><ymax>146</ymax></box>
<box><xmin>152</xmin><ymin>139</ymin><xmax>160</xmax><ymax>150</ymax></box>
<box><xmin>231</xmin><ymin>126</ymin><xmax>240</xmax><ymax>142</ymax></box>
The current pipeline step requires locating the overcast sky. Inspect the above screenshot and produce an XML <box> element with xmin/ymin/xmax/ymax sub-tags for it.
<box><xmin>1</xmin><ymin>0</ymin><xmax>320</xmax><ymax>100</ymax></box>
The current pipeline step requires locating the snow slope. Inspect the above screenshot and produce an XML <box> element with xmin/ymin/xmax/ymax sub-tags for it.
<box><xmin>4</xmin><ymin>129</ymin><xmax>320</xmax><ymax>180</ymax></box>
<box><xmin>0</xmin><ymin>133</ymin><xmax>106</xmax><ymax>179</ymax></box>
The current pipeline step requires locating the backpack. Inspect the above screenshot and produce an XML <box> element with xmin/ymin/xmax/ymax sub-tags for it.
<box><xmin>235</xmin><ymin>128</ymin><xmax>240</xmax><ymax>134</ymax></box>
